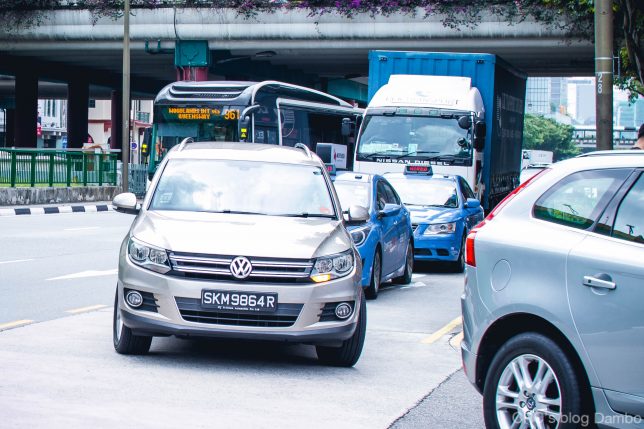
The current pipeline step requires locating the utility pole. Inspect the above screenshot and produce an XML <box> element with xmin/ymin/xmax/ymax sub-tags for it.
<box><xmin>121</xmin><ymin>0</ymin><xmax>131</xmax><ymax>192</ymax></box>
<box><xmin>595</xmin><ymin>0</ymin><xmax>613</xmax><ymax>151</ymax></box>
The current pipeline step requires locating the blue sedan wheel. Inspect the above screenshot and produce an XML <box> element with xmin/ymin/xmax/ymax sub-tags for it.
<box><xmin>392</xmin><ymin>240</ymin><xmax>414</xmax><ymax>285</ymax></box>
<box><xmin>365</xmin><ymin>251</ymin><xmax>381</xmax><ymax>300</ymax></box>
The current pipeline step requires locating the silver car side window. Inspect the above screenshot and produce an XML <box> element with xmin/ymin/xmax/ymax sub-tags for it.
<box><xmin>533</xmin><ymin>169</ymin><xmax>630</xmax><ymax>230</ymax></box>
<box><xmin>612</xmin><ymin>173</ymin><xmax>644</xmax><ymax>244</ymax></box>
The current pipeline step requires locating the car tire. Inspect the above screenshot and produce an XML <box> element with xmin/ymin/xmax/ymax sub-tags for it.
<box><xmin>316</xmin><ymin>292</ymin><xmax>366</xmax><ymax>367</ymax></box>
<box><xmin>483</xmin><ymin>332</ymin><xmax>586</xmax><ymax>429</ymax></box>
<box><xmin>453</xmin><ymin>235</ymin><xmax>466</xmax><ymax>273</ymax></box>
<box><xmin>392</xmin><ymin>240</ymin><xmax>413</xmax><ymax>285</ymax></box>
<box><xmin>365</xmin><ymin>250</ymin><xmax>381</xmax><ymax>300</ymax></box>
<box><xmin>113</xmin><ymin>288</ymin><xmax>152</xmax><ymax>355</ymax></box>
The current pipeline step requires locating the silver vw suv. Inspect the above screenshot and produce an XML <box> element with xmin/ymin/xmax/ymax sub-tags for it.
<box><xmin>112</xmin><ymin>142</ymin><xmax>366</xmax><ymax>366</ymax></box>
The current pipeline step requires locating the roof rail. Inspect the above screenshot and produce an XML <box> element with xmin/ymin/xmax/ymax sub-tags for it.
<box><xmin>294</xmin><ymin>143</ymin><xmax>313</xmax><ymax>158</ymax></box>
<box><xmin>178</xmin><ymin>137</ymin><xmax>194</xmax><ymax>152</ymax></box>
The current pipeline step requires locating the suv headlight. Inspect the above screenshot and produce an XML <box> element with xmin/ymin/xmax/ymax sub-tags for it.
<box><xmin>128</xmin><ymin>237</ymin><xmax>171</xmax><ymax>273</ymax></box>
<box><xmin>350</xmin><ymin>225</ymin><xmax>372</xmax><ymax>247</ymax></box>
<box><xmin>423</xmin><ymin>222</ymin><xmax>456</xmax><ymax>235</ymax></box>
<box><xmin>310</xmin><ymin>249</ymin><xmax>354</xmax><ymax>283</ymax></box>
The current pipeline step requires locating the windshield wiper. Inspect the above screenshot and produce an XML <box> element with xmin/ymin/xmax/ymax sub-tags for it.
<box><xmin>212</xmin><ymin>209</ymin><xmax>267</xmax><ymax>215</ymax></box>
<box><xmin>395</xmin><ymin>150</ymin><xmax>438</xmax><ymax>159</ymax></box>
<box><xmin>363</xmin><ymin>150</ymin><xmax>404</xmax><ymax>160</ymax></box>
<box><xmin>278</xmin><ymin>213</ymin><xmax>336</xmax><ymax>218</ymax></box>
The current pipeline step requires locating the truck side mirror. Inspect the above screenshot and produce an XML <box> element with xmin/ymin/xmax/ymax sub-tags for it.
<box><xmin>474</xmin><ymin>121</ymin><xmax>486</xmax><ymax>151</ymax></box>
<box><xmin>458</xmin><ymin>116</ymin><xmax>472</xmax><ymax>129</ymax></box>
<box><xmin>341</xmin><ymin>118</ymin><xmax>353</xmax><ymax>137</ymax></box>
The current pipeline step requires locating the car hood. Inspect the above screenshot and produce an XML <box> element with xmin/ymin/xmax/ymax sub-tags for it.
<box><xmin>130</xmin><ymin>210</ymin><xmax>351</xmax><ymax>259</ymax></box>
<box><xmin>406</xmin><ymin>206</ymin><xmax>461</xmax><ymax>224</ymax></box>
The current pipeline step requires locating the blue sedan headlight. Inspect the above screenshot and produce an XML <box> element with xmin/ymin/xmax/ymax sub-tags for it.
<box><xmin>350</xmin><ymin>225</ymin><xmax>372</xmax><ymax>246</ymax></box>
<box><xmin>423</xmin><ymin>222</ymin><xmax>457</xmax><ymax>235</ymax></box>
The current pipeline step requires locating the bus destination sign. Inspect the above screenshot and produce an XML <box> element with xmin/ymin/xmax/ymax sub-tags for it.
<box><xmin>162</xmin><ymin>107</ymin><xmax>240</xmax><ymax>121</ymax></box>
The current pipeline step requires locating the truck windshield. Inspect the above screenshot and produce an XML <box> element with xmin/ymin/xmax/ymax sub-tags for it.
<box><xmin>356</xmin><ymin>114</ymin><xmax>472</xmax><ymax>163</ymax></box>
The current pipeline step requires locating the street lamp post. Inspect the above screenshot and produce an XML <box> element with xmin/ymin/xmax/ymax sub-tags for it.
<box><xmin>595</xmin><ymin>0</ymin><xmax>613</xmax><ymax>151</ymax></box>
<box><xmin>122</xmin><ymin>0</ymin><xmax>131</xmax><ymax>192</ymax></box>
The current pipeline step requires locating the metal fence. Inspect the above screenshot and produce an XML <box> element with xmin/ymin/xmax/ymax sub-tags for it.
<box><xmin>0</xmin><ymin>148</ymin><xmax>119</xmax><ymax>187</ymax></box>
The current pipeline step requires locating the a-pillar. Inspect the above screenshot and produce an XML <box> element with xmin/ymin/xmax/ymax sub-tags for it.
<box><xmin>14</xmin><ymin>73</ymin><xmax>38</xmax><ymax>148</ymax></box>
<box><xmin>67</xmin><ymin>79</ymin><xmax>89</xmax><ymax>149</ymax></box>
<box><xmin>110</xmin><ymin>90</ymin><xmax>123</xmax><ymax>151</ymax></box>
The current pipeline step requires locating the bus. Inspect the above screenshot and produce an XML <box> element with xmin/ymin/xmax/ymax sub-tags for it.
<box><xmin>147</xmin><ymin>80</ymin><xmax>363</xmax><ymax>175</ymax></box>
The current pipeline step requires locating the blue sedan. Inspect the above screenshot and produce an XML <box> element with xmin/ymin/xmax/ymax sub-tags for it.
<box><xmin>384</xmin><ymin>166</ymin><xmax>484</xmax><ymax>272</ymax></box>
<box><xmin>332</xmin><ymin>171</ymin><xmax>414</xmax><ymax>299</ymax></box>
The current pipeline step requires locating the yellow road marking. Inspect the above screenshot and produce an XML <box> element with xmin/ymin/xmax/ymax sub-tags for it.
<box><xmin>421</xmin><ymin>316</ymin><xmax>462</xmax><ymax>344</ymax></box>
<box><xmin>0</xmin><ymin>319</ymin><xmax>34</xmax><ymax>331</ymax></box>
<box><xmin>66</xmin><ymin>304</ymin><xmax>108</xmax><ymax>314</ymax></box>
<box><xmin>450</xmin><ymin>331</ymin><xmax>464</xmax><ymax>348</ymax></box>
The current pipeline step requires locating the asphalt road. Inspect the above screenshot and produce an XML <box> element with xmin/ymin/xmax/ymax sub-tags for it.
<box><xmin>0</xmin><ymin>211</ymin><xmax>483</xmax><ymax>429</ymax></box>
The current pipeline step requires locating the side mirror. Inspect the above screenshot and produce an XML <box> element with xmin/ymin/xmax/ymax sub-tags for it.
<box><xmin>113</xmin><ymin>192</ymin><xmax>140</xmax><ymax>215</ymax></box>
<box><xmin>345</xmin><ymin>205</ymin><xmax>369</xmax><ymax>224</ymax></box>
<box><xmin>465</xmin><ymin>198</ymin><xmax>481</xmax><ymax>209</ymax></box>
<box><xmin>378</xmin><ymin>203</ymin><xmax>401</xmax><ymax>218</ymax></box>
<box><xmin>458</xmin><ymin>115</ymin><xmax>472</xmax><ymax>130</ymax></box>
<box><xmin>341</xmin><ymin>118</ymin><xmax>353</xmax><ymax>137</ymax></box>
<box><xmin>474</xmin><ymin>121</ymin><xmax>486</xmax><ymax>151</ymax></box>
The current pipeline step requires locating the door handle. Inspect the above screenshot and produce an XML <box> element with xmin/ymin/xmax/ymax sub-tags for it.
<box><xmin>583</xmin><ymin>275</ymin><xmax>616</xmax><ymax>290</ymax></box>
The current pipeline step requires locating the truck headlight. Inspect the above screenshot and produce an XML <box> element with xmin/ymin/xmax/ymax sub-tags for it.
<box><xmin>350</xmin><ymin>225</ymin><xmax>372</xmax><ymax>247</ymax></box>
<box><xmin>128</xmin><ymin>237</ymin><xmax>171</xmax><ymax>273</ymax></box>
<box><xmin>423</xmin><ymin>222</ymin><xmax>457</xmax><ymax>235</ymax></box>
<box><xmin>310</xmin><ymin>250</ymin><xmax>354</xmax><ymax>283</ymax></box>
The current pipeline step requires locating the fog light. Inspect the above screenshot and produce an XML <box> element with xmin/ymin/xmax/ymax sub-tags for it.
<box><xmin>126</xmin><ymin>290</ymin><xmax>143</xmax><ymax>308</ymax></box>
<box><xmin>335</xmin><ymin>302</ymin><xmax>353</xmax><ymax>319</ymax></box>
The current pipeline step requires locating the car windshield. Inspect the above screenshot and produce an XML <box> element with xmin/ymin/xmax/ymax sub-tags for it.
<box><xmin>387</xmin><ymin>178</ymin><xmax>459</xmax><ymax>208</ymax></box>
<box><xmin>333</xmin><ymin>181</ymin><xmax>370</xmax><ymax>211</ymax></box>
<box><xmin>149</xmin><ymin>159</ymin><xmax>335</xmax><ymax>217</ymax></box>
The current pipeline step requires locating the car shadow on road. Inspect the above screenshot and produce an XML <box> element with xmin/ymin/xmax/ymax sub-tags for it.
<box><xmin>412</xmin><ymin>260</ymin><xmax>461</xmax><ymax>275</ymax></box>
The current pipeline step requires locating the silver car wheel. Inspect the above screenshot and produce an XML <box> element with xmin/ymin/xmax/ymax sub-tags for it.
<box><xmin>496</xmin><ymin>353</ymin><xmax>562</xmax><ymax>429</ymax></box>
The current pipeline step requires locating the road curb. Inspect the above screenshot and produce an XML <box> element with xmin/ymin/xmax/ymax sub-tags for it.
<box><xmin>0</xmin><ymin>204</ymin><xmax>113</xmax><ymax>216</ymax></box>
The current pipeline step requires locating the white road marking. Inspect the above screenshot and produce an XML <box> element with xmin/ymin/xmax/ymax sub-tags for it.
<box><xmin>64</xmin><ymin>227</ymin><xmax>100</xmax><ymax>231</ymax></box>
<box><xmin>58</xmin><ymin>206</ymin><xmax>73</xmax><ymax>214</ymax></box>
<box><xmin>47</xmin><ymin>269</ymin><xmax>118</xmax><ymax>281</ymax></box>
<box><xmin>0</xmin><ymin>259</ymin><xmax>34</xmax><ymax>265</ymax></box>
<box><xmin>0</xmin><ymin>209</ymin><xmax>14</xmax><ymax>216</ymax></box>
<box><xmin>30</xmin><ymin>207</ymin><xmax>45</xmax><ymax>215</ymax></box>
<box><xmin>66</xmin><ymin>304</ymin><xmax>108</xmax><ymax>314</ymax></box>
<box><xmin>400</xmin><ymin>281</ymin><xmax>429</xmax><ymax>290</ymax></box>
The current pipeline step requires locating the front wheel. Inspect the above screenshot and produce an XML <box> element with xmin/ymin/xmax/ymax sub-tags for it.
<box><xmin>392</xmin><ymin>240</ymin><xmax>413</xmax><ymax>285</ymax></box>
<box><xmin>452</xmin><ymin>235</ymin><xmax>466</xmax><ymax>273</ymax></box>
<box><xmin>113</xmin><ymin>288</ymin><xmax>152</xmax><ymax>355</ymax></box>
<box><xmin>365</xmin><ymin>251</ymin><xmax>381</xmax><ymax>300</ymax></box>
<box><xmin>316</xmin><ymin>292</ymin><xmax>366</xmax><ymax>367</ymax></box>
<box><xmin>483</xmin><ymin>332</ymin><xmax>587</xmax><ymax>429</ymax></box>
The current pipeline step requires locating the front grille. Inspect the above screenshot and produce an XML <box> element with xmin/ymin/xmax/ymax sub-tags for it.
<box><xmin>168</xmin><ymin>252</ymin><xmax>314</xmax><ymax>284</ymax></box>
<box><xmin>319</xmin><ymin>301</ymin><xmax>355</xmax><ymax>322</ymax></box>
<box><xmin>415</xmin><ymin>248</ymin><xmax>432</xmax><ymax>256</ymax></box>
<box><xmin>436</xmin><ymin>249</ymin><xmax>450</xmax><ymax>256</ymax></box>
<box><xmin>175</xmin><ymin>297</ymin><xmax>302</xmax><ymax>327</ymax></box>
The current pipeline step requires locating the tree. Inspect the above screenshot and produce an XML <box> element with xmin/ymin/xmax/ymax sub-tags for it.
<box><xmin>523</xmin><ymin>114</ymin><xmax>580</xmax><ymax>161</ymax></box>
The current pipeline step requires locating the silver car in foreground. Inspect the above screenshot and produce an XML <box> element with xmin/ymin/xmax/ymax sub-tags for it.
<box><xmin>112</xmin><ymin>142</ymin><xmax>366</xmax><ymax>367</ymax></box>
<box><xmin>462</xmin><ymin>151</ymin><xmax>643</xmax><ymax>428</ymax></box>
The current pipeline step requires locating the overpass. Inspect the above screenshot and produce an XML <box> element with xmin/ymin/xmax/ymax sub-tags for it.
<box><xmin>0</xmin><ymin>7</ymin><xmax>594</xmax><ymax>148</ymax></box>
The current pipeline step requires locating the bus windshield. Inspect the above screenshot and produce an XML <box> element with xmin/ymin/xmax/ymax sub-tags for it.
<box><xmin>356</xmin><ymin>114</ymin><xmax>473</xmax><ymax>164</ymax></box>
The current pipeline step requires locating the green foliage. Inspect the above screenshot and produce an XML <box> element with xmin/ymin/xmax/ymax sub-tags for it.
<box><xmin>523</xmin><ymin>114</ymin><xmax>580</xmax><ymax>161</ymax></box>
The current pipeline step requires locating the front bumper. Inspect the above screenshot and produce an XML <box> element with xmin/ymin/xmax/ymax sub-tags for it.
<box><xmin>412</xmin><ymin>233</ymin><xmax>461</xmax><ymax>261</ymax></box>
<box><xmin>118</xmin><ymin>254</ymin><xmax>362</xmax><ymax>345</ymax></box>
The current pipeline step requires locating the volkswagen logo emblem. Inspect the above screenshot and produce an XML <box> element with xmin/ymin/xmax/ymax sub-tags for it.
<box><xmin>230</xmin><ymin>256</ymin><xmax>253</xmax><ymax>279</ymax></box>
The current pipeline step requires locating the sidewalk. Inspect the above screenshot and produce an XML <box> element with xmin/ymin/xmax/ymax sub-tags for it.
<box><xmin>0</xmin><ymin>201</ymin><xmax>114</xmax><ymax>216</ymax></box>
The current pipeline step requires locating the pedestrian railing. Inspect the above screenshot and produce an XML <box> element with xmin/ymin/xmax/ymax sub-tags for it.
<box><xmin>0</xmin><ymin>148</ymin><xmax>119</xmax><ymax>187</ymax></box>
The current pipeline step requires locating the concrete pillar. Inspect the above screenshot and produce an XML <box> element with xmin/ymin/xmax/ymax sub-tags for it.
<box><xmin>110</xmin><ymin>90</ymin><xmax>123</xmax><ymax>151</ymax></box>
<box><xmin>14</xmin><ymin>73</ymin><xmax>38</xmax><ymax>148</ymax></box>
<box><xmin>5</xmin><ymin>108</ymin><xmax>15</xmax><ymax>147</ymax></box>
<box><xmin>67</xmin><ymin>79</ymin><xmax>89</xmax><ymax>149</ymax></box>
